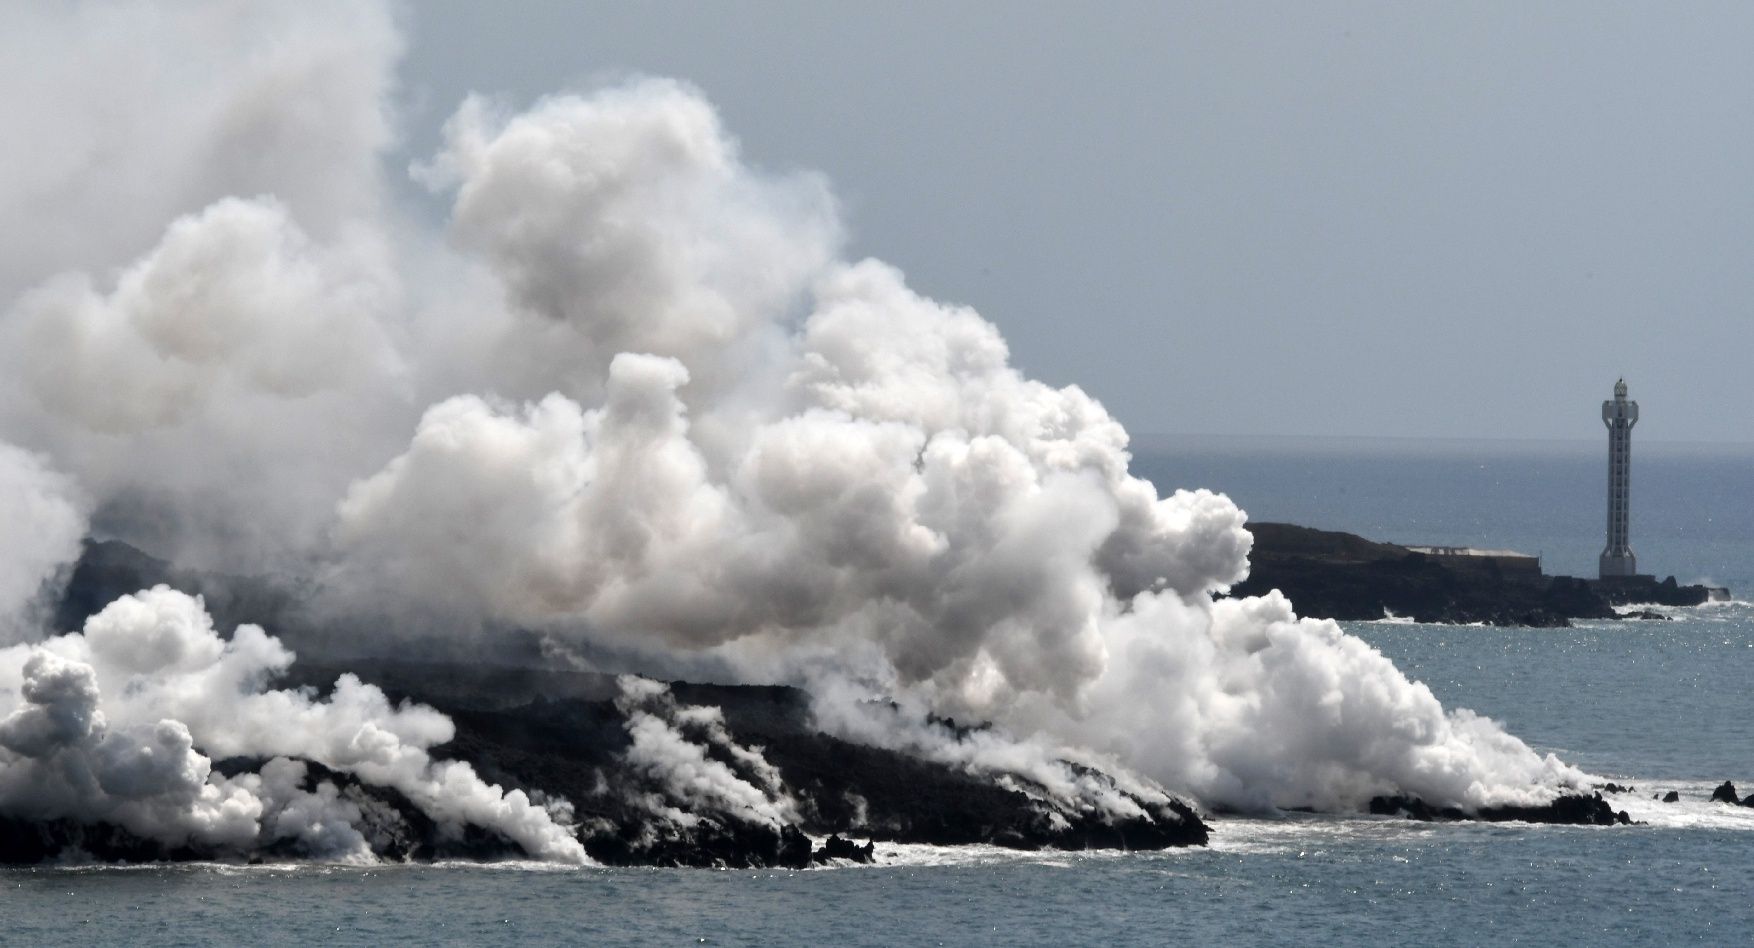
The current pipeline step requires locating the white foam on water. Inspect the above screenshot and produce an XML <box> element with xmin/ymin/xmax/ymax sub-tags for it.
<box><xmin>1601</xmin><ymin>780</ymin><xmax>1754</xmax><ymax>832</ymax></box>
<box><xmin>1206</xmin><ymin>813</ymin><xmax>1446</xmax><ymax>855</ymax></box>
<box><xmin>867</xmin><ymin>842</ymin><xmax>1188</xmax><ymax>870</ymax></box>
<box><xmin>1610</xmin><ymin>599</ymin><xmax>1754</xmax><ymax>623</ymax></box>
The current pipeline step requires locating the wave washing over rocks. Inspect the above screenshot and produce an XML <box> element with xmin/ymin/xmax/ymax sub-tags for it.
<box><xmin>0</xmin><ymin>2</ymin><xmax>1628</xmax><ymax>867</ymax></box>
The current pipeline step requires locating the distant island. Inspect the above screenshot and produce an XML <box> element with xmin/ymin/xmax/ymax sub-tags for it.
<box><xmin>1231</xmin><ymin>522</ymin><xmax>1728</xmax><ymax>627</ymax></box>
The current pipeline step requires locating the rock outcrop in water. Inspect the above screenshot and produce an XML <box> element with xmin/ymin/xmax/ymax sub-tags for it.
<box><xmin>1368</xmin><ymin>792</ymin><xmax>1632</xmax><ymax>826</ymax></box>
<box><xmin>1706</xmin><ymin>780</ymin><xmax>1754</xmax><ymax>807</ymax></box>
<box><xmin>1232</xmin><ymin>523</ymin><xmax>1720</xmax><ymax>627</ymax></box>
<box><xmin>813</xmin><ymin>834</ymin><xmax>876</xmax><ymax>864</ymax></box>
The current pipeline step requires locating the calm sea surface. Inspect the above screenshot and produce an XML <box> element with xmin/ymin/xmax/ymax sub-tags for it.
<box><xmin>7</xmin><ymin>437</ymin><xmax>1752</xmax><ymax>946</ymax></box>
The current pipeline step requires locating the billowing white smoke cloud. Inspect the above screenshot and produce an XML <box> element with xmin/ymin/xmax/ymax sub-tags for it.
<box><xmin>0</xmin><ymin>1</ymin><xmax>397</xmax><ymax>302</ymax></box>
<box><xmin>0</xmin><ymin>0</ymin><xmax>1587</xmax><ymax>842</ymax></box>
<box><xmin>997</xmin><ymin>591</ymin><xmax>1581</xmax><ymax>811</ymax></box>
<box><xmin>333</xmin><ymin>78</ymin><xmax>1584</xmax><ymax>812</ymax></box>
<box><xmin>0</xmin><ymin>587</ymin><xmax>585</xmax><ymax>862</ymax></box>
<box><xmin>0</xmin><ymin>442</ymin><xmax>87</xmax><ymax>641</ymax></box>
<box><xmin>0</xmin><ymin>1</ymin><xmax>409</xmax><ymax>576</ymax></box>
<box><xmin>809</xmin><ymin>677</ymin><xmax>1176</xmax><ymax>824</ymax></box>
<box><xmin>11</xmin><ymin>197</ymin><xmax>402</xmax><ymax>435</ymax></box>
<box><xmin>0</xmin><ymin>194</ymin><xmax>410</xmax><ymax>576</ymax></box>
<box><xmin>414</xmin><ymin>83</ymin><xmax>839</xmax><ymax>407</ymax></box>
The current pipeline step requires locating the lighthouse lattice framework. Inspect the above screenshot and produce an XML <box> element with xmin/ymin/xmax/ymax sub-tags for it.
<box><xmin>1600</xmin><ymin>378</ymin><xmax>1639</xmax><ymax>579</ymax></box>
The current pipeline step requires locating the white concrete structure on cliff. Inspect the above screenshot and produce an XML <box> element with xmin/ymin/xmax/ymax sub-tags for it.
<box><xmin>1600</xmin><ymin>378</ymin><xmax>1639</xmax><ymax>579</ymax></box>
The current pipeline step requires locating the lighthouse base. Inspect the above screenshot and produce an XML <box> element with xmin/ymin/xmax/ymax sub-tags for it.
<box><xmin>1599</xmin><ymin>551</ymin><xmax>1639</xmax><ymax>579</ymax></box>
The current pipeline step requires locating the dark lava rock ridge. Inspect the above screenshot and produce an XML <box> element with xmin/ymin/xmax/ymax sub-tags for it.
<box><xmin>1233</xmin><ymin>523</ymin><xmax>1720</xmax><ymax>627</ymax></box>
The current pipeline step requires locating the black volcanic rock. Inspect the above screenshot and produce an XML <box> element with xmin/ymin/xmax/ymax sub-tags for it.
<box><xmin>1477</xmin><ymin>794</ymin><xmax>1631</xmax><ymax>826</ymax></box>
<box><xmin>1369</xmin><ymin>792</ymin><xmax>1630</xmax><ymax>826</ymax></box>
<box><xmin>813</xmin><ymin>834</ymin><xmax>876</xmax><ymax>864</ymax></box>
<box><xmin>48</xmin><ymin>534</ymin><xmax>1674</xmax><ymax>870</ymax></box>
<box><xmin>1711</xmin><ymin>781</ymin><xmax>1740</xmax><ymax>804</ymax></box>
<box><xmin>1662</xmin><ymin>790</ymin><xmax>1680</xmax><ymax>803</ymax></box>
<box><xmin>384</xmin><ymin>662</ymin><xmax>1210</xmax><ymax>865</ymax></box>
<box><xmin>1596</xmin><ymin>575</ymin><xmax>1714</xmax><ymax>608</ymax></box>
<box><xmin>1231</xmin><ymin>523</ymin><xmax>1718</xmax><ymax>627</ymax></box>
<box><xmin>35</xmin><ymin>532</ymin><xmax>1219</xmax><ymax>871</ymax></box>
<box><xmin>267</xmin><ymin>651</ymin><xmax>1211</xmax><ymax>868</ymax></box>
<box><xmin>1233</xmin><ymin>524</ymin><xmax>1590</xmax><ymax>627</ymax></box>
<box><xmin>0</xmin><ymin>815</ymin><xmax>199</xmax><ymax>865</ymax></box>
<box><xmin>0</xmin><ymin>758</ymin><xmax>532</xmax><ymax>866</ymax></box>
<box><xmin>1368</xmin><ymin>796</ymin><xmax>1466</xmax><ymax>821</ymax></box>
<box><xmin>53</xmin><ymin>538</ymin><xmax>296</xmax><ymax>639</ymax></box>
<box><xmin>584</xmin><ymin>819</ymin><xmax>813</xmax><ymax>870</ymax></box>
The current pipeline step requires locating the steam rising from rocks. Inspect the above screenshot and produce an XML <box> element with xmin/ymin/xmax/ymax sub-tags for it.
<box><xmin>0</xmin><ymin>587</ymin><xmax>583</xmax><ymax>862</ymax></box>
<box><xmin>0</xmin><ymin>443</ymin><xmax>86</xmax><ymax>641</ymax></box>
<box><xmin>614</xmin><ymin>677</ymin><xmax>799</xmax><ymax>830</ymax></box>
<box><xmin>0</xmin><ymin>0</ymin><xmax>1588</xmax><ymax>861</ymax></box>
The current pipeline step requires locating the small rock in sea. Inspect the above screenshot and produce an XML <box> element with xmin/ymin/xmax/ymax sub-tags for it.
<box><xmin>1709</xmin><ymin>781</ymin><xmax>1739</xmax><ymax>804</ymax></box>
<box><xmin>1600</xmin><ymin>783</ymin><xmax>1633</xmax><ymax>794</ymax></box>
<box><xmin>811</xmin><ymin>835</ymin><xmax>876</xmax><ymax>865</ymax></box>
<box><xmin>1662</xmin><ymin>791</ymin><xmax>1680</xmax><ymax>803</ymax></box>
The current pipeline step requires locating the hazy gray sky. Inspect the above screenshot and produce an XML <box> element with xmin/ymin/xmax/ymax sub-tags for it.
<box><xmin>400</xmin><ymin>2</ymin><xmax>1754</xmax><ymax>444</ymax></box>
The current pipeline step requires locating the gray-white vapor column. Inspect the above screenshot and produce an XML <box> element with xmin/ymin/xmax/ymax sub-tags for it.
<box><xmin>1599</xmin><ymin>378</ymin><xmax>1639</xmax><ymax>579</ymax></box>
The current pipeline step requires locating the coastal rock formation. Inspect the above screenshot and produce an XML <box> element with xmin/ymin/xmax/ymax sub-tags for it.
<box><xmin>1596</xmin><ymin>576</ymin><xmax>1720</xmax><ymax>608</ymax></box>
<box><xmin>1702</xmin><ymin>781</ymin><xmax>1754</xmax><ymax>807</ymax></box>
<box><xmin>813</xmin><ymin>835</ymin><xmax>876</xmax><ymax>864</ymax></box>
<box><xmin>1368</xmin><ymin>793</ymin><xmax>1631</xmax><ymax>826</ymax></box>
<box><xmin>1</xmin><ymin>540</ymin><xmax>1209</xmax><ymax>868</ymax></box>
<box><xmin>0</xmin><ymin>757</ymin><xmax>533</xmax><ymax>865</ymax></box>
<box><xmin>0</xmin><ymin>816</ymin><xmax>198</xmax><ymax>865</ymax></box>
<box><xmin>333</xmin><ymin>663</ymin><xmax>1211</xmax><ymax>866</ymax></box>
<box><xmin>7</xmin><ymin>537</ymin><xmax>1642</xmax><ymax>867</ymax></box>
<box><xmin>1232</xmin><ymin>523</ymin><xmax>1717</xmax><ymax>627</ymax></box>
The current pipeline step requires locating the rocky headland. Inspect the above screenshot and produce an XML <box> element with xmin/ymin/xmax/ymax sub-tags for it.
<box><xmin>1231</xmin><ymin>522</ymin><xmax>1722</xmax><ymax>627</ymax></box>
<box><xmin>8</xmin><ymin>539</ymin><xmax>1209</xmax><ymax>867</ymax></box>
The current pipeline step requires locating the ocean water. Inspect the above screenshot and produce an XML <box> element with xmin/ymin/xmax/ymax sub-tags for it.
<box><xmin>7</xmin><ymin>437</ymin><xmax>1752</xmax><ymax>946</ymax></box>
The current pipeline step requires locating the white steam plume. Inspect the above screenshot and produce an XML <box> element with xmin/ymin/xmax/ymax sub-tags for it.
<box><xmin>0</xmin><ymin>587</ymin><xmax>585</xmax><ymax>862</ymax></box>
<box><xmin>414</xmin><ymin>84</ymin><xmax>839</xmax><ymax>408</ymax></box>
<box><xmin>0</xmin><ymin>2</ymin><xmax>410</xmax><ymax>578</ymax></box>
<box><xmin>614</xmin><ymin>676</ymin><xmax>798</xmax><ymax>829</ymax></box>
<box><xmin>334</xmin><ymin>78</ymin><xmax>1585</xmax><ymax>813</ymax></box>
<box><xmin>0</xmin><ymin>0</ymin><xmax>1588</xmax><ymax>839</ymax></box>
<box><xmin>0</xmin><ymin>442</ymin><xmax>87</xmax><ymax>642</ymax></box>
<box><xmin>0</xmin><ymin>1</ymin><xmax>397</xmax><ymax>302</ymax></box>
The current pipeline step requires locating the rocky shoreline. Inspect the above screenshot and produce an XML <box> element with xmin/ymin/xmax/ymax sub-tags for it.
<box><xmin>1369</xmin><ymin>792</ymin><xmax>1631</xmax><ymax>825</ymax></box>
<box><xmin>294</xmin><ymin>660</ymin><xmax>1213</xmax><ymax>868</ymax></box>
<box><xmin>1231</xmin><ymin>522</ymin><xmax>1723</xmax><ymax>627</ymax></box>
<box><xmin>0</xmin><ymin>538</ymin><xmax>1658</xmax><ymax>867</ymax></box>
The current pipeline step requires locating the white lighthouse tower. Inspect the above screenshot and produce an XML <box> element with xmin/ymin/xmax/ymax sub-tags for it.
<box><xmin>1599</xmin><ymin>378</ymin><xmax>1639</xmax><ymax>579</ymax></box>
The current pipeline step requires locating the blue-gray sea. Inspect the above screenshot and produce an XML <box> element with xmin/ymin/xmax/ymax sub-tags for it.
<box><xmin>8</xmin><ymin>436</ymin><xmax>1752</xmax><ymax>946</ymax></box>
